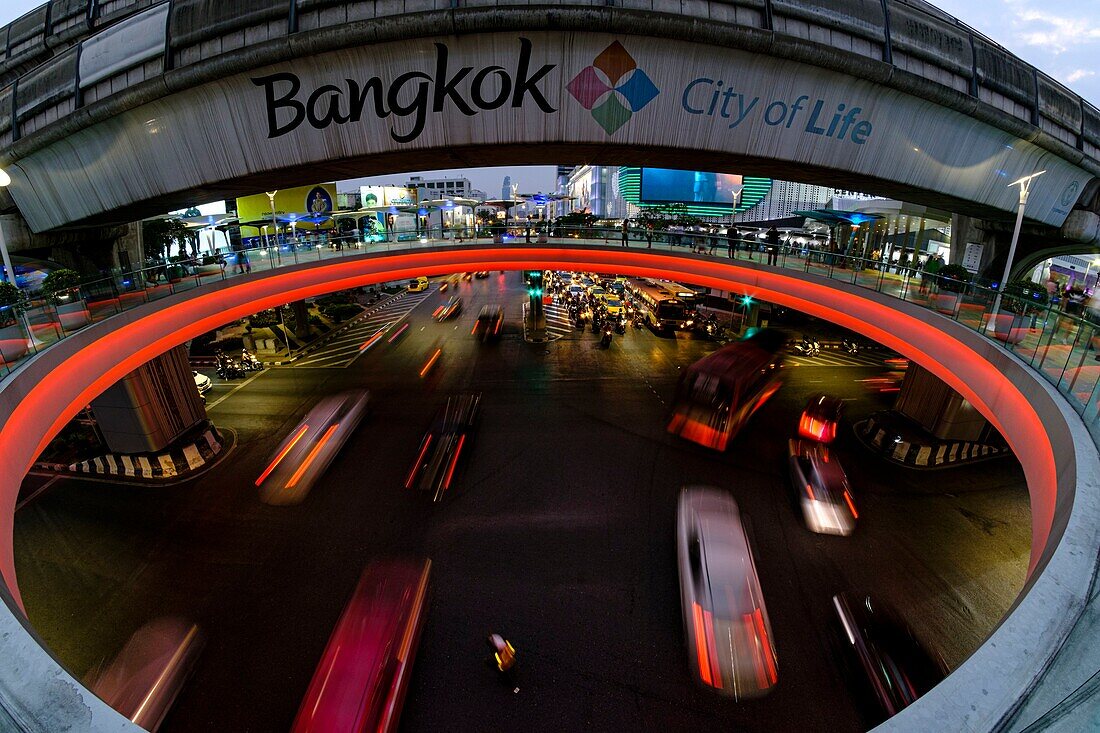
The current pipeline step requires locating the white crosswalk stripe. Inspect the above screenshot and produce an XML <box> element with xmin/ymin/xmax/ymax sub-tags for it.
<box><xmin>543</xmin><ymin>303</ymin><xmax>579</xmax><ymax>340</ymax></box>
<box><xmin>289</xmin><ymin>290</ymin><xmax>434</xmax><ymax>368</ymax></box>
<box><xmin>786</xmin><ymin>348</ymin><xmax>890</xmax><ymax>368</ymax></box>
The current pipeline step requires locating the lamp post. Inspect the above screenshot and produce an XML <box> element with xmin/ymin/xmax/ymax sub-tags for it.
<box><xmin>1084</xmin><ymin>258</ymin><xmax>1100</xmax><ymax>291</ymax></box>
<box><xmin>265</xmin><ymin>190</ymin><xmax>279</xmax><ymax>250</ymax></box>
<box><xmin>0</xmin><ymin>167</ymin><xmax>16</xmax><ymax>286</ymax></box>
<box><xmin>990</xmin><ymin>171</ymin><xmax>1045</xmax><ymax>323</ymax></box>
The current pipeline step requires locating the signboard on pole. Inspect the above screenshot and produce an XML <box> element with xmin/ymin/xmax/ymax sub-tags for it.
<box><xmin>962</xmin><ymin>242</ymin><xmax>984</xmax><ymax>273</ymax></box>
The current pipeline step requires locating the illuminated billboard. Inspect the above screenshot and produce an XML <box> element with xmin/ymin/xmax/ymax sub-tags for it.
<box><xmin>360</xmin><ymin>185</ymin><xmax>417</xmax><ymax>207</ymax></box>
<box><xmin>237</xmin><ymin>183</ymin><xmax>337</xmax><ymax>233</ymax></box>
<box><xmin>618</xmin><ymin>168</ymin><xmax>771</xmax><ymax>217</ymax></box>
<box><xmin>640</xmin><ymin>169</ymin><xmax>743</xmax><ymax>205</ymax></box>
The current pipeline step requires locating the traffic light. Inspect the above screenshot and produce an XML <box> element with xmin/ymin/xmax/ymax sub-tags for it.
<box><xmin>523</xmin><ymin>270</ymin><xmax>543</xmax><ymax>297</ymax></box>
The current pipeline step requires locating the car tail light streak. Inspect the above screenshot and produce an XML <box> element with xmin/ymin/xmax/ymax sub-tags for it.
<box><xmin>805</xmin><ymin>483</ymin><xmax>816</xmax><ymax>501</ymax></box>
<box><xmin>286</xmin><ymin>423</ymin><xmax>339</xmax><ymax>489</ymax></box>
<box><xmin>442</xmin><ymin>434</ymin><xmax>466</xmax><ymax>490</ymax></box>
<box><xmin>419</xmin><ymin>349</ymin><xmax>442</xmax><ymax>377</ymax></box>
<box><xmin>431</xmin><ymin>305</ymin><xmax>444</xmax><ymax>319</ymax></box>
<box><xmin>843</xmin><ymin>490</ymin><xmax>858</xmax><ymax>519</ymax></box>
<box><xmin>406</xmin><ymin>434</ymin><xmax>433</xmax><ymax>488</ymax></box>
<box><xmin>692</xmin><ymin>602</ymin><xmax>713</xmax><ymax>686</ymax></box>
<box><xmin>255</xmin><ymin>424</ymin><xmax>310</xmax><ymax>486</ymax></box>
<box><xmin>359</xmin><ymin>326</ymin><xmax>387</xmax><ymax>352</ymax></box>
<box><xmin>751</xmin><ymin>608</ymin><xmax>778</xmax><ymax>685</ymax></box>
<box><xmin>388</xmin><ymin>323</ymin><xmax>410</xmax><ymax>343</ymax></box>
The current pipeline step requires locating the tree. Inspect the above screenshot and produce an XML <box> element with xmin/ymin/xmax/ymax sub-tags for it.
<box><xmin>41</xmin><ymin>269</ymin><xmax>82</xmax><ymax>303</ymax></box>
<box><xmin>142</xmin><ymin>218</ymin><xmax>197</xmax><ymax>260</ymax></box>
<box><xmin>0</xmin><ymin>282</ymin><xmax>23</xmax><ymax>327</ymax></box>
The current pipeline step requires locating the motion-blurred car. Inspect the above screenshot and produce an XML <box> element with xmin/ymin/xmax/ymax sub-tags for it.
<box><xmin>589</xmin><ymin>286</ymin><xmax>607</xmax><ymax>301</ymax></box>
<box><xmin>87</xmin><ymin>617</ymin><xmax>205</xmax><ymax>732</ymax></box>
<box><xmin>676</xmin><ymin>486</ymin><xmax>778</xmax><ymax>698</ymax></box>
<box><xmin>831</xmin><ymin>593</ymin><xmax>947</xmax><ymax>724</ymax></box>
<box><xmin>255</xmin><ymin>390</ymin><xmax>370</xmax><ymax>505</ymax></box>
<box><xmin>472</xmin><ymin>306</ymin><xmax>504</xmax><ymax>342</ymax></box>
<box><xmin>406</xmin><ymin>393</ymin><xmax>481</xmax><ymax>501</ymax></box>
<box><xmin>787</xmin><ymin>439</ymin><xmax>857</xmax><ymax>535</ymax></box>
<box><xmin>798</xmin><ymin>394</ymin><xmax>843</xmax><ymax>443</ymax></box>
<box><xmin>291</xmin><ymin>560</ymin><xmax>430</xmax><ymax>733</ymax></box>
<box><xmin>604</xmin><ymin>297</ymin><xmax>623</xmax><ymax>316</ymax></box>
<box><xmin>474</xmin><ymin>271</ymin><xmax>490</xmax><ymax>279</ymax></box>
<box><xmin>435</xmin><ymin>296</ymin><xmax>463</xmax><ymax>322</ymax></box>
<box><xmin>193</xmin><ymin>370</ymin><xmax>212</xmax><ymax>395</ymax></box>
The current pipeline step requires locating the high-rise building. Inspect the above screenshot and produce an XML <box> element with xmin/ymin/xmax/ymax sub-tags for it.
<box><xmin>502</xmin><ymin>175</ymin><xmax>513</xmax><ymax>201</ymax></box>
<box><xmin>561</xmin><ymin>165</ymin><xmax>626</xmax><ymax>218</ymax></box>
<box><xmin>733</xmin><ymin>180</ymin><xmax>834</xmax><ymax>223</ymax></box>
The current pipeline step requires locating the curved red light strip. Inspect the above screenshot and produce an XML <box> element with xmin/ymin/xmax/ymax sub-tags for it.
<box><xmin>0</xmin><ymin>246</ymin><xmax>1059</xmax><ymax>609</ymax></box>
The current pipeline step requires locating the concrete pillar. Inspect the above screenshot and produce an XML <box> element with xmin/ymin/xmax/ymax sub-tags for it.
<box><xmin>90</xmin><ymin>345</ymin><xmax>207</xmax><ymax>454</ymax></box>
<box><xmin>292</xmin><ymin>300</ymin><xmax>311</xmax><ymax>339</ymax></box>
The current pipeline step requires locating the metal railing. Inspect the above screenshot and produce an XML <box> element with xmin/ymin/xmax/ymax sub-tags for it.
<box><xmin>2</xmin><ymin>225</ymin><xmax>1099</xmax><ymax>431</ymax></box>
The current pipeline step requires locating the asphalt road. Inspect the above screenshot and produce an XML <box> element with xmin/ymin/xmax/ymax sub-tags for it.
<box><xmin>13</xmin><ymin>273</ymin><xmax>1030</xmax><ymax>732</ymax></box>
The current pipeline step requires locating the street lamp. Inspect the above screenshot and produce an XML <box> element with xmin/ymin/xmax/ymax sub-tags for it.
<box><xmin>990</xmin><ymin>170</ymin><xmax>1045</xmax><ymax>322</ymax></box>
<box><xmin>1084</xmin><ymin>258</ymin><xmax>1100</xmax><ymax>291</ymax></box>
<box><xmin>0</xmin><ymin>167</ymin><xmax>15</xmax><ymax>286</ymax></box>
<box><xmin>265</xmin><ymin>190</ymin><xmax>279</xmax><ymax>251</ymax></box>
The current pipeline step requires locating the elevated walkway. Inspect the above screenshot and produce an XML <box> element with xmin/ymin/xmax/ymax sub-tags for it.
<box><xmin>0</xmin><ymin>234</ymin><xmax>1096</xmax><ymax>732</ymax></box>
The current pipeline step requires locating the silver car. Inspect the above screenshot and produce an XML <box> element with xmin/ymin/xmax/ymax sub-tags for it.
<box><xmin>676</xmin><ymin>486</ymin><xmax>778</xmax><ymax>698</ymax></box>
<box><xmin>787</xmin><ymin>439</ymin><xmax>858</xmax><ymax>536</ymax></box>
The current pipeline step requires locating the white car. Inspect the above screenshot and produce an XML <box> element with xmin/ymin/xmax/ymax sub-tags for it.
<box><xmin>676</xmin><ymin>486</ymin><xmax>778</xmax><ymax>698</ymax></box>
<box><xmin>193</xmin><ymin>371</ymin><xmax>212</xmax><ymax>395</ymax></box>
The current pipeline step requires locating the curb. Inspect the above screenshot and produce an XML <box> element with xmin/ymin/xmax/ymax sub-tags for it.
<box><xmin>854</xmin><ymin>415</ymin><xmax>1010</xmax><ymax>469</ymax></box>
<box><xmin>53</xmin><ymin>425</ymin><xmax>228</xmax><ymax>480</ymax></box>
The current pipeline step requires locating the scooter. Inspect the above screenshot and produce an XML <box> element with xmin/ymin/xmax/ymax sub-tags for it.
<box><xmin>841</xmin><ymin>338</ymin><xmax>859</xmax><ymax>354</ymax></box>
<box><xmin>216</xmin><ymin>358</ymin><xmax>245</xmax><ymax>380</ymax></box>
<box><xmin>240</xmin><ymin>349</ymin><xmax>262</xmax><ymax>371</ymax></box>
<box><xmin>794</xmin><ymin>338</ymin><xmax>820</xmax><ymax>358</ymax></box>
<box><xmin>600</xmin><ymin>324</ymin><xmax>613</xmax><ymax>347</ymax></box>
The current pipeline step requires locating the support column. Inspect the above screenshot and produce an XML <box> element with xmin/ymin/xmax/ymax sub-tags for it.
<box><xmin>90</xmin><ymin>345</ymin><xmax>207</xmax><ymax>454</ymax></box>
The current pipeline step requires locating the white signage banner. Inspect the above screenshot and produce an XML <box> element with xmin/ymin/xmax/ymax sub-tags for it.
<box><xmin>9</xmin><ymin>32</ymin><xmax>1093</xmax><ymax>231</ymax></box>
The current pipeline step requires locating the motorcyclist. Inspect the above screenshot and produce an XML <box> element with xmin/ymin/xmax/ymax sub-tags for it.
<box><xmin>488</xmin><ymin>633</ymin><xmax>517</xmax><ymax>672</ymax></box>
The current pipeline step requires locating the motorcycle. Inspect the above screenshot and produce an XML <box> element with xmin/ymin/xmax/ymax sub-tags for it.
<box><xmin>240</xmin><ymin>349</ymin><xmax>262</xmax><ymax>371</ymax></box>
<box><xmin>600</xmin><ymin>324</ymin><xmax>613</xmax><ymax>347</ymax></box>
<box><xmin>793</xmin><ymin>338</ymin><xmax>820</xmax><ymax>358</ymax></box>
<box><xmin>841</xmin><ymin>338</ymin><xmax>859</xmax><ymax>354</ymax></box>
<box><xmin>216</xmin><ymin>358</ymin><xmax>245</xmax><ymax>380</ymax></box>
<box><xmin>614</xmin><ymin>317</ymin><xmax>626</xmax><ymax>334</ymax></box>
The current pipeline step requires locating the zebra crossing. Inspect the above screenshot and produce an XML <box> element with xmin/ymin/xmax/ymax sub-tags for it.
<box><xmin>288</xmin><ymin>289</ymin><xmax>435</xmax><ymax>368</ymax></box>
<box><xmin>785</xmin><ymin>347</ymin><xmax>891</xmax><ymax>368</ymax></box>
<box><xmin>544</xmin><ymin>302</ymin><xmax>580</xmax><ymax>340</ymax></box>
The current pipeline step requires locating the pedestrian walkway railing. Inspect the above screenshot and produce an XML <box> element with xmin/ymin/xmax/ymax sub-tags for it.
<box><xmin>2</xmin><ymin>225</ymin><xmax>1098</xmax><ymax>433</ymax></box>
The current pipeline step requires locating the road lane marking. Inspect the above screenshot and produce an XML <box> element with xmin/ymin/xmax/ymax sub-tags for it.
<box><xmin>206</xmin><ymin>369</ymin><xmax>268</xmax><ymax>409</ymax></box>
<box><xmin>15</xmin><ymin>475</ymin><xmax>60</xmax><ymax>512</ymax></box>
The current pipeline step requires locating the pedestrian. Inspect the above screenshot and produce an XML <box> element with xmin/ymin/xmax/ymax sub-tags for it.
<box><xmin>646</xmin><ymin>224</ymin><xmax>653</xmax><ymax>249</ymax></box>
<box><xmin>708</xmin><ymin>229</ymin><xmax>718</xmax><ymax>255</ymax></box>
<box><xmin>726</xmin><ymin>226</ymin><xmax>737</xmax><ymax>258</ymax></box>
<box><xmin>621</xmin><ymin>219</ymin><xmax>629</xmax><ymax>247</ymax></box>
<box><xmin>765</xmin><ymin>226</ymin><xmax>780</xmax><ymax>266</ymax></box>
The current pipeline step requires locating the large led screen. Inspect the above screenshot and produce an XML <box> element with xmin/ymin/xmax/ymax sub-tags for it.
<box><xmin>640</xmin><ymin>169</ymin><xmax>743</xmax><ymax>205</ymax></box>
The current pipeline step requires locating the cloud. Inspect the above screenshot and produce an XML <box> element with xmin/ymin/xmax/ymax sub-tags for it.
<box><xmin>1011</xmin><ymin>7</ymin><xmax>1100</xmax><ymax>54</ymax></box>
<box><xmin>1066</xmin><ymin>69</ymin><xmax>1096</xmax><ymax>83</ymax></box>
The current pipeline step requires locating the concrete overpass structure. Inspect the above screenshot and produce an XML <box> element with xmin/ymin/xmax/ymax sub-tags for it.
<box><xmin>0</xmin><ymin>240</ymin><xmax>1097</xmax><ymax>731</ymax></box>
<box><xmin>0</xmin><ymin>0</ymin><xmax>1099</xmax><ymax>271</ymax></box>
<box><xmin>0</xmin><ymin>0</ymin><xmax>1097</xmax><ymax>728</ymax></box>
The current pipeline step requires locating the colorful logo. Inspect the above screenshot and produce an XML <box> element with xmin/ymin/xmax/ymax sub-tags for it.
<box><xmin>566</xmin><ymin>41</ymin><xmax>659</xmax><ymax>135</ymax></box>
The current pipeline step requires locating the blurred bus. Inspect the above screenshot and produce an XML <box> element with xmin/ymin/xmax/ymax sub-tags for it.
<box><xmin>676</xmin><ymin>487</ymin><xmax>777</xmax><ymax>698</ymax></box>
<box><xmin>256</xmin><ymin>390</ymin><xmax>370</xmax><ymax>505</ymax></box>
<box><xmin>87</xmin><ymin>617</ymin><xmax>205</xmax><ymax>732</ymax></box>
<box><xmin>291</xmin><ymin>559</ymin><xmax>432</xmax><ymax>733</ymax></box>
<box><xmin>667</xmin><ymin>329</ymin><xmax>785</xmax><ymax>450</ymax></box>
<box><xmin>626</xmin><ymin>278</ymin><xmax>693</xmax><ymax>331</ymax></box>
